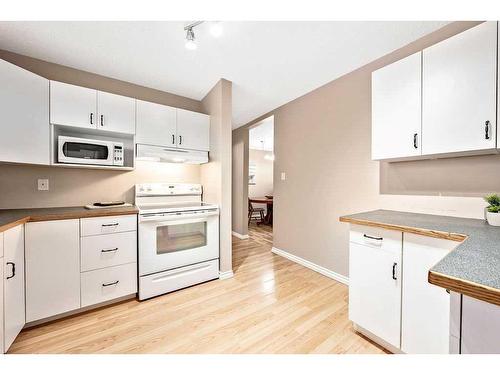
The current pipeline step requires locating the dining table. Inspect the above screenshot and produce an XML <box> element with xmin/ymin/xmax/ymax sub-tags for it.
<box><xmin>249</xmin><ymin>197</ymin><xmax>273</xmax><ymax>225</ymax></box>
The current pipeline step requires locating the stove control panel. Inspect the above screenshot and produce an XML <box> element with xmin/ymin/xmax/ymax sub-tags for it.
<box><xmin>136</xmin><ymin>183</ymin><xmax>202</xmax><ymax>196</ymax></box>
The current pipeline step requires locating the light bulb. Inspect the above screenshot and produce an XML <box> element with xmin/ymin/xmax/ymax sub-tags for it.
<box><xmin>209</xmin><ymin>22</ymin><xmax>223</xmax><ymax>37</ymax></box>
<box><xmin>185</xmin><ymin>39</ymin><xmax>197</xmax><ymax>50</ymax></box>
<box><xmin>185</xmin><ymin>27</ymin><xmax>197</xmax><ymax>50</ymax></box>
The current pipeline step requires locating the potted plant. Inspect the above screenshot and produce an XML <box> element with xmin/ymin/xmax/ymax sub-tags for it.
<box><xmin>484</xmin><ymin>193</ymin><xmax>500</xmax><ymax>226</ymax></box>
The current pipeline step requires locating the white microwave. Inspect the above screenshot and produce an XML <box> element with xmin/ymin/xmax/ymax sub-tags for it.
<box><xmin>58</xmin><ymin>136</ymin><xmax>124</xmax><ymax>166</ymax></box>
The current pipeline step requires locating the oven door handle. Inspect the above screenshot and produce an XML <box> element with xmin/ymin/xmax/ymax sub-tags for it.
<box><xmin>139</xmin><ymin>212</ymin><xmax>218</xmax><ymax>224</ymax></box>
<box><xmin>139</xmin><ymin>217</ymin><xmax>210</xmax><ymax>226</ymax></box>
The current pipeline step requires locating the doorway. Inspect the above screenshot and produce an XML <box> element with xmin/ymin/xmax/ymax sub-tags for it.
<box><xmin>247</xmin><ymin>116</ymin><xmax>274</xmax><ymax>239</ymax></box>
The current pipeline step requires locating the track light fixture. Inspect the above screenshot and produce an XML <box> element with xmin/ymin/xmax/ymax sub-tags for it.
<box><xmin>184</xmin><ymin>21</ymin><xmax>223</xmax><ymax>50</ymax></box>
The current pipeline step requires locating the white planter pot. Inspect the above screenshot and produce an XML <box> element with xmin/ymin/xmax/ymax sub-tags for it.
<box><xmin>486</xmin><ymin>211</ymin><xmax>500</xmax><ymax>226</ymax></box>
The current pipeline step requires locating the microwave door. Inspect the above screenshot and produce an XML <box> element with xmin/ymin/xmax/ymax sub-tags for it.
<box><xmin>59</xmin><ymin>140</ymin><xmax>113</xmax><ymax>165</ymax></box>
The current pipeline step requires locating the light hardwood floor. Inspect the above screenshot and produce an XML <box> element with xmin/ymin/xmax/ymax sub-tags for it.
<box><xmin>8</xmin><ymin>223</ymin><xmax>386</xmax><ymax>354</ymax></box>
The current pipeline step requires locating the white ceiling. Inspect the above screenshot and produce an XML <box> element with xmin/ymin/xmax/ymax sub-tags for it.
<box><xmin>0</xmin><ymin>21</ymin><xmax>448</xmax><ymax>128</ymax></box>
<box><xmin>249</xmin><ymin>117</ymin><xmax>274</xmax><ymax>152</ymax></box>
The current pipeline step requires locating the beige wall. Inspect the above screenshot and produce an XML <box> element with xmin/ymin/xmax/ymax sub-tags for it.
<box><xmin>238</xmin><ymin>21</ymin><xmax>489</xmax><ymax>278</ymax></box>
<box><xmin>249</xmin><ymin>149</ymin><xmax>274</xmax><ymax>213</ymax></box>
<box><xmin>0</xmin><ymin>50</ymin><xmax>206</xmax><ymax>209</ymax></box>
<box><xmin>201</xmin><ymin>79</ymin><xmax>233</xmax><ymax>275</ymax></box>
<box><xmin>232</xmin><ymin>127</ymin><xmax>249</xmax><ymax>236</ymax></box>
<box><xmin>0</xmin><ymin>49</ymin><xmax>204</xmax><ymax>113</ymax></box>
<box><xmin>0</xmin><ymin>162</ymin><xmax>200</xmax><ymax>208</ymax></box>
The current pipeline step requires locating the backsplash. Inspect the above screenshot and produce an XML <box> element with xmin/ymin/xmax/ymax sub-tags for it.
<box><xmin>0</xmin><ymin>161</ymin><xmax>201</xmax><ymax>209</ymax></box>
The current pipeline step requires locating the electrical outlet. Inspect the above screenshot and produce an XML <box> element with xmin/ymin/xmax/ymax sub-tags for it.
<box><xmin>38</xmin><ymin>179</ymin><xmax>49</xmax><ymax>191</ymax></box>
<box><xmin>280</xmin><ymin>172</ymin><xmax>286</xmax><ymax>181</ymax></box>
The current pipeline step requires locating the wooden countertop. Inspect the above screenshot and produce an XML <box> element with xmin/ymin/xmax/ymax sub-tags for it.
<box><xmin>340</xmin><ymin>210</ymin><xmax>500</xmax><ymax>307</ymax></box>
<box><xmin>0</xmin><ymin>205</ymin><xmax>139</xmax><ymax>233</ymax></box>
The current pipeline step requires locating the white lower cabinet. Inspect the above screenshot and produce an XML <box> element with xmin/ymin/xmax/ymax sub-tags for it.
<box><xmin>3</xmin><ymin>225</ymin><xmax>25</xmax><ymax>352</ymax></box>
<box><xmin>81</xmin><ymin>263</ymin><xmax>137</xmax><ymax>307</ymax></box>
<box><xmin>25</xmin><ymin>219</ymin><xmax>81</xmax><ymax>322</ymax></box>
<box><xmin>401</xmin><ymin>234</ymin><xmax>457</xmax><ymax>353</ymax></box>
<box><xmin>461</xmin><ymin>296</ymin><xmax>500</xmax><ymax>354</ymax></box>
<box><xmin>349</xmin><ymin>225</ymin><xmax>402</xmax><ymax>349</ymax></box>
<box><xmin>0</xmin><ymin>232</ymin><xmax>4</xmax><ymax>354</ymax></box>
<box><xmin>349</xmin><ymin>225</ymin><xmax>456</xmax><ymax>354</ymax></box>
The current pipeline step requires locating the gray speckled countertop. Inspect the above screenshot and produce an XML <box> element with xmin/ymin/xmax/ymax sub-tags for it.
<box><xmin>340</xmin><ymin>210</ymin><xmax>500</xmax><ymax>305</ymax></box>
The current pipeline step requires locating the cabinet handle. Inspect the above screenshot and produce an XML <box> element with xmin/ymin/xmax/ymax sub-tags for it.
<box><xmin>172</xmin><ymin>134</ymin><xmax>175</xmax><ymax>145</ymax></box>
<box><xmin>90</xmin><ymin>113</ymin><xmax>94</xmax><ymax>125</ymax></box>
<box><xmin>100</xmin><ymin>114</ymin><xmax>104</xmax><ymax>127</ymax></box>
<box><xmin>102</xmin><ymin>280</ymin><xmax>119</xmax><ymax>287</ymax></box>
<box><xmin>392</xmin><ymin>262</ymin><xmax>398</xmax><ymax>280</ymax></box>
<box><xmin>101</xmin><ymin>223</ymin><xmax>119</xmax><ymax>227</ymax></box>
<box><xmin>101</xmin><ymin>247</ymin><xmax>119</xmax><ymax>253</ymax></box>
<box><xmin>413</xmin><ymin>133</ymin><xmax>418</xmax><ymax>149</ymax></box>
<box><xmin>485</xmin><ymin>121</ymin><xmax>490</xmax><ymax>140</ymax></box>
<box><xmin>179</xmin><ymin>135</ymin><xmax>182</xmax><ymax>145</ymax></box>
<box><xmin>6</xmin><ymin>262</ymin><xmax>15</xmax><ymax>279</ymax></box>
<box><xmin>363</xmin><ymin>234</ymin><xmax>383</xmax><ymax>241</ymax></box>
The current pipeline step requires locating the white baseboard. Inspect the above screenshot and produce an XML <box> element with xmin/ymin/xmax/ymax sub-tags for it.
<box><xmin>219</xmin><ymin>270</ymin><xmax>234</xmax><ymax>280</ymax></box>
<box><xmin>271</xmin><ymin>247</ymin><xmax>349</xmax><ymax>285</ymax></box>
<box><xmin>232</xmin><ymin>231</ymin><xmax>249</xmax><ymax>239</ymax></box>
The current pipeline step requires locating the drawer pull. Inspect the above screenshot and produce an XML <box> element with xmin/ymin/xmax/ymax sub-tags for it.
<box><xmin>101</xmin><ymin>247</ymin><xmax>119</xmax><ymax>253</ymax></box>
<box><xmin>102</xmin><ymin>223</ymin><xmax>119</xmax><ymax>227</ymax></box>
<box><xmin>102</xmin><ymin>280</ymin><xmax>120</xmax><ymax>287</ymax></box>
<box><xmin>363</xmin><ymin>234</ymin><xmax>383</xmax><ymax>241</ymax></box>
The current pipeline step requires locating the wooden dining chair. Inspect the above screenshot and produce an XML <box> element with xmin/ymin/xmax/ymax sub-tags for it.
<box><xmin>248</xmin><ymin>199</ymin><xmax>265</xmax><ymax>225</ymax></box>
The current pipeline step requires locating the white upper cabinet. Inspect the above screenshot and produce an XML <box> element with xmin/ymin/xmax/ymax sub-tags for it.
<box><xmin>176</xmin><ymin>109</ymin><xmax>210</xmax><ymax>151</ymax></box>
<box><xmin>0</xmin><ymin>59</ymin><xmax>49</xmax><ymax>165</ymax></box>
<box><xmin>3</xmin><ymin>225</ymin><xmax>25</xmax><ymax>352</ymax></box>
<box><xmin>97</xmin><ymin>91</ymin><xmax>136</xmax><ymax>134</ymax></box>
<box><xmin>422</xmin><ymin>21</ymin><xmax>497</xmax><ymax>155</ymax></box>
<box><xmin>372</xmin><ymin>52</ymin><xmax>422</xmax><ymax>160</ymax></box>
<box><xmin>136</xmin><ymin>100</ymin><xmax>177</xmax><ymax>147</ymax></box>
<box><xmin>50</xmin><ymin>81</ymin><xmax>97</xmax><ymax>129</ymax></box>
<box><xmin>51</xmin><ymin>81</ymin><xmax>136</xmax><ymax>134</ymax></box>
<box><xmin>401</xmin><ymin>234</ymin><xmax>457</xmax><ymax>354</ymax></box>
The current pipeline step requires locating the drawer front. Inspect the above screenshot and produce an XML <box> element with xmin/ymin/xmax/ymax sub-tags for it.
<box><xmin>80</xmin><ymin>215</ymin><xmax>137</xmax><ymax>236</ymax></box>
<box><xmin>349</xmin><ymin>224</ymin><xmax>402</xmax><ymax>252</ymax></box>
<box><xmin>81</xmin><ymin>231</ymin><xmax>137</xmax><ymax>272</ymax></box>
<box><xmin>81</xmin><ymin>263</ymin><xmax>137</xmax><ymax>307</ymax></box>
<box><xmin>139</xmin><ymin>259</ymin><xmax>219</xmax><ymax>300</ymax></box>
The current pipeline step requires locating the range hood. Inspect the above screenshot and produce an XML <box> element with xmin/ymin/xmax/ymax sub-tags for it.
<box><xmin>136</xmin><ymin>144</ymin><xmax>209</xmax><ymax>164</ymax></box>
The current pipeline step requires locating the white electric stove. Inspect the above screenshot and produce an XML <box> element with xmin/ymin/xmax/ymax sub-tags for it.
<box><xmin>136</xmin><ymin>183</ymin><xmax>220</xmax><ymax>300</ymax></box>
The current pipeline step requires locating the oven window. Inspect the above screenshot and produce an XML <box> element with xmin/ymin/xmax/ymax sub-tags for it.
<box><xmin>62</xmin><ymin>142</ymin><xmax>109</xmax><ymax>160</ymax></box>
<box><xmin>156</xmin><ymin>222</ymin><xmax>207</xmax><ymax>254</ymax></box>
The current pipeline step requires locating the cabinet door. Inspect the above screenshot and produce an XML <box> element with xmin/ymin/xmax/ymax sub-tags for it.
<box><xmin>372</xmin><ymin>52</ymin><xmax>422</xmax><ymax>160</ymax></box>
<box><xmin>0</xmin><ymin>254</ymin><xmax>3</xmax><ymax>354</ymax></box>
<box><xmin>401</xmin><ymin>234</ymin><xmax>457</xmax><ymax>353</ymax></box>
<box><xmin>349</xmin><ymin>229</ymin><xmax>402</xmax><ymax>348</ymax></box>
<box><xmin>0</xmin><ymin>59</ymin><xmax>49</xmax><ymax>165</ymax></box>
<box><xmin>422</xmin><ymin>21</ymin><xmax>497</xmax><ymax>155</ymax></box>
<box><xmin>50</xmin><ymin>80</ymin><xmax>97</xmax><ymax>129</ymax></box>
<box><xmin>136</xmin><ymin>100</ymin><xmax>177</xmax><ymax>147</ymax></box>
<box><xmin>461</xmin><ymin>296</ymin><xmax>500</xmax><ymax>354</ymax></box>
<box><xmin>25</xmin><ymin>220</ymin><xmax>80</xmax><ymax>322</ymax></box>
<box><xmin>97</xmin><ymin>91</ymin><xmax>136</xmax><ymax>134</ymax></box>
<box><xmin>3</xmin><ymin>225</ymin><xmax>25</xmax><ymax>352</ymax></box>
<box><xmin>176</xmin><ymin>109</ymin><xmax>210</xmax><ymax>151</ymax></box>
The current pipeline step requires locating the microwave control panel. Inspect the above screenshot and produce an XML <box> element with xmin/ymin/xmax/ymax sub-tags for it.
<box><xmin>113</xmin><ymin>145</ymin><xmax>124</xmax><ymax>166</ymax></box>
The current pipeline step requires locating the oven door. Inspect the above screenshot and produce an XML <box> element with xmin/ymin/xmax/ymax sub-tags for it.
<box><xmin>139</xmin><ymin>213</ymin><xmax>219</xmax><ymax>276</ymax></box>
<box><xmin>58</xmin><ymin>136</ymin><xmax>113</xmax><ymax>165</ymax></box>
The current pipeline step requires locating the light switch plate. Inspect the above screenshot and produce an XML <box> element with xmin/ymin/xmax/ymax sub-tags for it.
<box><xmin>280</xmin><ymin>172</ymin><xmax>286</xmax><ymax>181</ymax></box>
<box><xmin>38</xmin><ymin>179</ymin><xmax>49</xmax><ymax>191</ymax></box>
